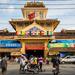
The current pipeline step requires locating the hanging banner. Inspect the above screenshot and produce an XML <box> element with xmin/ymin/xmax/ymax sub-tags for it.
<box><xmin>25</xmin><ymin>44</ymin><xmax>44</xmax><ymax>50</ymax></box>
<box><xmin>16</xmin><ymin>30</ymin><xmax>53</xmax><ymax>36</ymax></box>
<box><xmin>48</xmin><ymin>43</ymin><xmax>75</xmax><ymax>49</ymax></box>
<box><xmin>28</xmin><ymin>12</ymin><xmax>35</xmax><ymax>20</ymax></box>
<box><xmin>0</xmin><ymin>40</ymin><xmax>21</xmax><ymax>48</ymax></box>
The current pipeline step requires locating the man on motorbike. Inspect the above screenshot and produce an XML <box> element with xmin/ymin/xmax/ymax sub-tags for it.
<box><xmin>29</xmin><ymin>55</ymin><xmax>38</xmax><ymax>68</ymax></box>
<box><xmin>51</xmin><ymin>55</ymin><xmax>60</xmax><ymax>74</ymax></box>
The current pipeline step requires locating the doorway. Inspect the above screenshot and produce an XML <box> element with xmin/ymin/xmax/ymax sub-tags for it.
<box><xmin>26</xmin><ymin>50</ymin><xmax>44</xmax><ymax>58</ymax></box>
<box><xmin>0</xmin><ymin>52</ymin><xmax>11</xmax><ymax>59</ymax></box>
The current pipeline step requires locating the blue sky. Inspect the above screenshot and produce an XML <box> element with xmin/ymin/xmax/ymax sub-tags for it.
<box><xmin>0</xmin><ymin>0</ymin><xmax>75</xmax><ymax>32</ymax></box>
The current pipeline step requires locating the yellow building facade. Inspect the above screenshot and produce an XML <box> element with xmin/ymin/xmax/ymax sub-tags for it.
<box><xmin>9</xmin><ymin>2</ymin><xmax>60</xmax><ymax>57</ymax></box>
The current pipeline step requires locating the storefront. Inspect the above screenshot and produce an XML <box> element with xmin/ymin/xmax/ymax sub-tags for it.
<box><xmin>0</xmin><ymin>40</ymin><xmax>21</xmax><ymax>58</ymax></box>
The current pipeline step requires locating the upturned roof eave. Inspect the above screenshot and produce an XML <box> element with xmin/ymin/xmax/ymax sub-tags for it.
<box><xmin>9</xmin><ymin>19</ymin><xmax>60</xmax><ymax>31</ymax></box>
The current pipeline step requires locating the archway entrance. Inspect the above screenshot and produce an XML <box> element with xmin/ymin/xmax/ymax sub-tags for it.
<box><xmin>25</xmin><ymin>41</ymin><xmax>45</xmax><ymax>58</ymax></box>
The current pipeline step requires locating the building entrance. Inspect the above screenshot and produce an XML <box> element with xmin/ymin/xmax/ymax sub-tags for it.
<box><xmin>0</xmin><ymin>52</ymin><xmax>11</xmax><ymax>59</ymax></box>
<box><xmin>26</xmin><ymin>50</ymin><xmax>44</xmax><ymax>58</ymax></box>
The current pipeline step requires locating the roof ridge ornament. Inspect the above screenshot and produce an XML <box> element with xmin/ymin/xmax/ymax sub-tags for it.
<box><xmin>27</xmin><ymin>0</ymin><xmax>43</xmax><ymax>3</ymax></box>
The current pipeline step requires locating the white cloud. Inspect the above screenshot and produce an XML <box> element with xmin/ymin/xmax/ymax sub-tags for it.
<box><xmin>46</xmin><ymin>0</ymin><xmax>75</xmax><ymax>17</ymax></box>
<box><xmin>0</xmin><ymin>19</ymin><xmax>8</xmax><ymax>23</ymax></box>
<box><xmin>0</xmin><ymin>0</ymin><xmax>10</xmax><ymax>3</ymax></box>
<box><xmin>59</xmin><ymin>16</ymin><xmax>75</xmax><ymax>24</ymax></box>
<box><xmin>7</xmin><ymin>6</ymin><xmax>15</xmax><ymax>13</ymax></box>
<box><xmin>55</xmin><ymin>25</ymin><xmax>75</xmax><ymax>32</ymax></box>
<box><xmin>1</xmin><ymin>5</ymin><xmax>15</xmax><ymax>14</ymax></box>
<box><xmin>0</xmin><ymin>19</ymin><xmax>15</xmax><ymax>32</ymax></box>
<box><xmin>47</xmin><ymin>9</ymin><xmax>72</xmax><ymax>17</ymax></box>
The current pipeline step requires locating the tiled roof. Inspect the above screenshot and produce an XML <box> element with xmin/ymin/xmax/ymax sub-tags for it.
<box><xmin>49</xmin><ymin>47</ymin><xmax>75</xmax><ymax>51</ymax></box>
<box><xmin>24</xmin><ymin>2</ymin><xmax>45</xmax><ymax>7</ymax></box>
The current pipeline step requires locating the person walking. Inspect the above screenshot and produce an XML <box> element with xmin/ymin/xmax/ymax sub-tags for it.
<box><xmin>1</xmin><ymin>57</ymin><xmax>7</xmax><ymax>75</ymax></box>
<box><xmin>19</xmin><ymin>55</ymin><xmax>27</xmax><ymax>71</ymax></box>
<box><xmin>38</xmin><ymin>56</ymin><xmax>43</xmax><ymax>72</ymax></box>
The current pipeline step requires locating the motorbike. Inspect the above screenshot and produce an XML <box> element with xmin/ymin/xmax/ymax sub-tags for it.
<box><xmin>52</xmin><ymin>66</ymin><xmax>59</xmax><ymax>75</ymax></box>
<box><xmin>19</xmin><ymin>62</ymin><xmax>39</xmax><ymax>74</ymax></box>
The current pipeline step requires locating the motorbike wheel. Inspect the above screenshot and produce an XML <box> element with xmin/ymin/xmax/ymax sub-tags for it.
<box><xmin>33</xmin><ymin>67</ymin><xmax>39</xmax><ymax>74</ymax></box>
<box><xmin>52</xmin><ymin>69</ymin><xmax>59</xmax><ymax>75</ymax></box>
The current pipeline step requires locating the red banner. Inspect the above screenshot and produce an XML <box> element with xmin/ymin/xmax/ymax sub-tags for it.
<box><xmin>28</xmin><ymin>12</ymin><xmax>35</xmax><ymax>20</ymax></box>
<box><xmin>25</xmin><ymin>44</ymin><xmax>44</xmax><ymax>50</ymax></box>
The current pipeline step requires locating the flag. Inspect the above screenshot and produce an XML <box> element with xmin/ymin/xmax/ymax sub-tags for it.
<box><xmin>36</xmin><ymin>31</ymin><xmax>39</xmax><ymax>35</ymax></box>
<box><xmin>26</xmin><ymin>31</ymin><xmax>29</xmax><ymax>36</ymax></box>
<box><xmin>32</xmin><ymin>31</ymin><xmax>36</xmax><ymax>35</ymax></box>
<box><xmin>49</xmin><ymin>31</ymin><xmax>53</xmax><ymax>35</ymax></box>
<box><xmin>71</xmin><ymin>43</ymin><xmax>74</xmax><ymax>47</ymax></box>
<box><xmin>47</xmin><ymin>43</ymin><xmax>50</xmax><ymax>49</ymax></box>
<box><xmin>40</xmin><ymin>31</ymin><xmax>44</xmax><ymax>36</ymax></box>
<box><xmin>21</xmin><ymin>31</ymin><xmax>25</xmax><ymax>35</ymax></box>
<box><xmin>44</xmin><ymin>31</ymin><xmax>47</xmax><ymax>35</ymax></box>
<box><xmin>16</xmin><ymin>31</ymin><xmax>21</xmax><ymax>35</ymax></box>
<box><xmin>47</xmin><ymin>31</ymin><xmax>49</xmax><ymax>35</ymax></box>
<box><xmin>29</xmin><ymin>31</ymin><xmax>32</xmax><ymax>36</ymax></box>
<box><xmin>28</xmin><ymin>12</ymin><xmax>35</xmax><ymax>20</ymax></box>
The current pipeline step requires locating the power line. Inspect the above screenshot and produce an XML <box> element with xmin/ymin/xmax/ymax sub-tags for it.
<box><xmin>17</xmin><ymin>0</ymin><xmax>71</xmax><ymax>1</ymax></box>
<box><xmin>0</xmin><ymin>3</ymin><xmax>75</xmax><ymax>5</ymax></box>
<box><xmin>0</xmin><ymin>8</ymin><xmax>75</xmax><ymax>9</ymax></box>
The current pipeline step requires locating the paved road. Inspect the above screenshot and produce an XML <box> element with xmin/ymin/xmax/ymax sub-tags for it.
<box><xmin>0</xmin><ymin>63</ymin><xmax>75</xmax><ymax>75</ymax></box>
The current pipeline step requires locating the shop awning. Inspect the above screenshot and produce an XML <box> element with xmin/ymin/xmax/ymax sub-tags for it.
<box><xmin>11</xmin><ymin>52</ymin><xmax>21</xmax><ymax>56</ymax></box>
<box><xmin>49</xmin><ymin>47</ymin><xmax>75</xmax><ymax>52</ymax></box>
<box><xmin>0</xmin><ymin>48</ymin><xmax>20</xmax><ymax>52</ymax></box>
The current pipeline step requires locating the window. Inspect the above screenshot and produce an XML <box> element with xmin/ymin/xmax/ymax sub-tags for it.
<box><xmin>40</xmin><ymin>11</ymin><xmax>43</xmax><ymax>19</ymax></box>
<box><xmin>26</xmin><ymin>11</ymin><xmax>29</xmax><ymax>19</ymax></box>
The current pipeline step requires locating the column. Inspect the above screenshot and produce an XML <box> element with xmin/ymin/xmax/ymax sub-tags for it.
<box><xmin>44</xmin><ymin>40</ymin><xmax>49</xmax><ymax>58</ymax></box>
<box><xmin>20</xmin><ymin>40</ymin><xmax>26</xmax><ymax>54</ymax></box>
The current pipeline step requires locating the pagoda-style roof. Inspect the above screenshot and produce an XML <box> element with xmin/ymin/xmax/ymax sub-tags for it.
<box><xmin>24</xmin><ymin>2</ymin><xmax>45</xmax><ymax>7</ymax></box>
<box><xmin>0</xmin><ymin>29</ymin><xmax>16</xmax><ymax>39</ymax></box>
<box><xmin>0</xmin><ymin>28</ymin><xmax>8</xmax><ymax>33</ymax></box>
<box><xmin>9</xmin><ymin>19</ymin><xmax>60</xmax><ymax>31</ymax></box>
<box><xmin>53</xmin><ymin>30</ymin><xmax>75</xmax><ymax>39</ymax></box>
<box><xmin>54</xmin><ymin>30</ymin><xmax>75</xmax><ymax>35</ymax></box>
<box><xmin>63</xmin><ymin>30</ymin><xmax>75</xmax><ymax>33</ymax></box>
<box><xmin>0</xmin><ymin>28</ymin><xmax>16</xmax><ymax>36</ymax></box>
